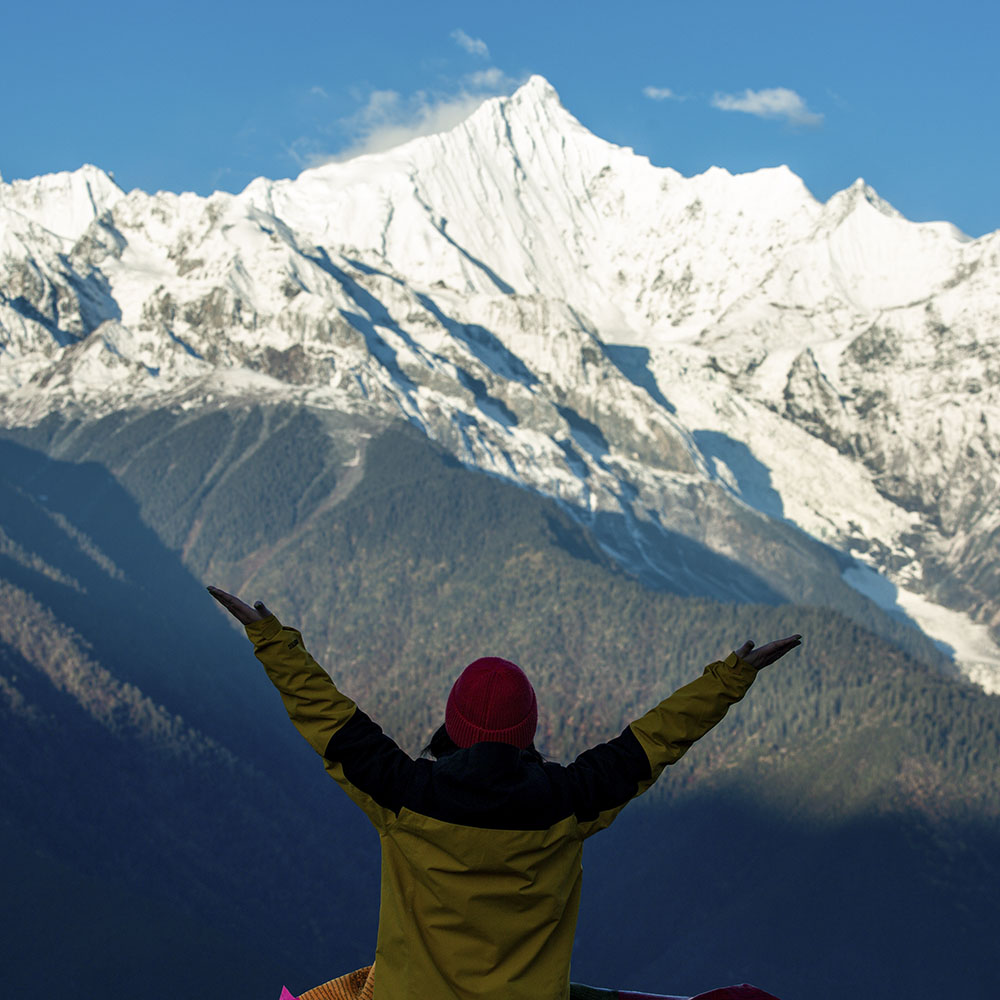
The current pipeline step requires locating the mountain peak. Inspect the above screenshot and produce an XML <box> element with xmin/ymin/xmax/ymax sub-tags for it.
<box><xmin>1</xmin><ymin>163</ymin><xmax>124</xmax><ymax>242</ymax></box>
<box><xmin>830</xmin><ymin>177</ymin><xmax>903</xmax><ymax>220</ymax></box>
<box><xmin>469</xmin><ymin>73</ymin><xmax>577</xmax><ymax>138</ymax></box>
<box><xmin>513</xmin><ymin>74</ymin><xmax>562</xmax><ymax>103</ymax></box>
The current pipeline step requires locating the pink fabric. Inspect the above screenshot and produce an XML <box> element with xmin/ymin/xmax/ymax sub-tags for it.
<box><xmin>618</xmin><ymin>992</ymin><xmax>689</xmax><ymax>999</ymax></box>
<box><xmin>278</xmin><ymin>988</ymin><xmax>298</xmax><ymax>1000</ymax></box>
<box><xmin>618</xmin><ymin>994</ymin><xmax>690</xmax><ymax>999</ymax></box>
<box><xmin>691</xmin><ymin>987</ymin><xmax>783</xmax><ymax>1000</ymax></box>
<box><xmin>619</xmin><ymin>987</ymin><xmax>781</xmax><ymax>1000</ymax></box>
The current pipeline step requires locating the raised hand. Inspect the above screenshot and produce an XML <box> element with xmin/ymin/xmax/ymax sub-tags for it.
<box><xmin>207</xmin><ymin>586</ymin><xmax>272</xmax><ymax>625</ymax></box>
<box><xmin>735</xmin><ymin>634</ymin><xmax>802</xmax><ymax>670</ymax></box>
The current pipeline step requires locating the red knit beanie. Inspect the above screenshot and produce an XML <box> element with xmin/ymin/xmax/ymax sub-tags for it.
<box><xmin>445</xmin><ymin>657</ymin><xmax>538</xmax><ymax>749</ymax></box>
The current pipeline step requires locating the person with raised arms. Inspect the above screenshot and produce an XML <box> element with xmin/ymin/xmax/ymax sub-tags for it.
<box><xmin>208</xmin><ymin>585</ymin><xmax>800</xmax><ymax>1000</ymax></box>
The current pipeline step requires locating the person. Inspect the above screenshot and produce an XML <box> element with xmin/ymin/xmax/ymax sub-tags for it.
<box><xmin>207</xmin><ymin>586</ymin><xmax>801</xmax><ymax>1000</ymax></box>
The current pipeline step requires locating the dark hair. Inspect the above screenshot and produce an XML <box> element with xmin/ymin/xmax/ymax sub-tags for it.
<box><xmin>421</xmin><ymin>723</ymin><xmax>546</xmax><ymax>763</ymax></box>
<box><xmin>422</xmin><ymin>723</ymin><xmax>461</xmax><ymax>759</ymax></box>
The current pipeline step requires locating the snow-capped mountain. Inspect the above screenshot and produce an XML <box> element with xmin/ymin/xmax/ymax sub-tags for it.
<box><xmin>2</xmin><ymin>76</ymin><xmax>998</xmax><ymax>690</ymax></box>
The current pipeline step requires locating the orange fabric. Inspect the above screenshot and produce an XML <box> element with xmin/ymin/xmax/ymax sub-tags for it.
<box><xmin>298</xmin><ymin>965</ymin><xmax>375</xmax><ymax>1000</ymax></box>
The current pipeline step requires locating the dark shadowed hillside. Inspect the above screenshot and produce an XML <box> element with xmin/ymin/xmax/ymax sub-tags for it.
<box><xmin>0</xmin><ymin>431</ymin><xmax>379</xmax><ymax>995</ymax></box>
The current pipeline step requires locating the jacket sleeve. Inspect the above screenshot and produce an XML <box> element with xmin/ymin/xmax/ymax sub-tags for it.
<box><xmin>245</xmin><ymin>614</ymin><xmax>412</xmax><ymax>830</ymax></box>
<box><xmin>628</xmin><ymin>651</ymin><xmax>758</xmax><ymax>791</ymax></box>
<box><xmin>575</xmin><ymin>651</ymin><xmax>757</xmax><ymax>838</ymax></box>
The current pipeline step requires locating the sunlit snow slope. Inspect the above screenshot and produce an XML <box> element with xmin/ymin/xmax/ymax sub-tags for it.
<box><xmin>2</xmin><ymin>76</ymin><xmax>998</xmax><ymax>689</ymax></box>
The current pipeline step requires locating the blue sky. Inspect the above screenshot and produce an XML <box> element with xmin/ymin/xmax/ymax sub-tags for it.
<box><xmin>3</xmin><ymin>0</ymin><xmax>999</xmax><ymax>236</ymax></box>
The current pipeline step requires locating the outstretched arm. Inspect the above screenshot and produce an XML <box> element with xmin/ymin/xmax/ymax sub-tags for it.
<box><xmin>208</xmin><ymin>586</ymin><xmax>354</xmax><ymax>755</ymax></box>
<box><xmin>568</xmin><ymin>634</ymin><xmax>802</xmax><ymax>838</ymax></box>
<box><xmin>629</xmin><ymin>634</ymin><xmax>802</xmax><ymax>787</ymax></box>
<box><xmin>207</xmin><ymin>586</ymin><xmax>416</xmax><ymax>828</ymax></box>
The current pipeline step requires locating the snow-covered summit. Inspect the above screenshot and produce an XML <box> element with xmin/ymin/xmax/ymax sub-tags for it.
<box><xmin>1</xmin><ymin>164</ymin><xmax>124</xmax><ymax>242</ymax></box>
<box><xmin>2</xmin><ymin>76</ymin><xmax>998</xmax><ymax>691</ymax></box>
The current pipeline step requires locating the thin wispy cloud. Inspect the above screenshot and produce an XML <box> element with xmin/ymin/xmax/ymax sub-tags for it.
<box><xmin>464</xmin><ymin>67</ymin><xmax>515</xmax><ymax>90</ymax></box>
<box><xmin>328</xmin><ymin>90</ymin><xmax>485</xmax><ymax>162</ymax></box>
<box><xmin>643</xmin><ymin>86</ymin><xmax>682</xmax><ymax>101</ymax></box>
<box><xmin>451</xmin><ymin>28</ymin><xmax>489</xmax><ymax>58</ymax></box>
<box><xmin>316</xmin><ymin>81</ymin><xmax>515</xmax><ymax>164</ymax></box>
<box><xmin>294</xmin><ymin>31</ymin><xmax>521</xmax><ymax>167</ymax></box>
<box><xmin>711</xmin><ymin>87</ymin><xmax>823</xmax><ymax>126</ymax></box>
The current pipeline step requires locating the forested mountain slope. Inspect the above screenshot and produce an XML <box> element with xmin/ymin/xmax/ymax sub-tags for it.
<box><xmin>1</xmin><ymin>406</ymin><xmax>998</xmax><ymax>998</ymax></box>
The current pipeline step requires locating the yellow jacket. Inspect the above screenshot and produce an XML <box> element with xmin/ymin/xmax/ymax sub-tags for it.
<box><xmin>246</xmin><ymin>615</ymin><xmax>758</xmax><ymax>1000</ymax></box>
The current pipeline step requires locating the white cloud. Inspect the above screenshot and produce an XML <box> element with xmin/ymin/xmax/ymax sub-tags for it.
<box><xmin>293</xmin><ymin>46</ymin><xmax>522</xmax><ymax>167</ymax></box>
<box><xmin>462</xmin><ymin>66</ymin><xmax>507</xmax><ymax>90</ymax></box>
<box><xmin>356</xmin><ymin>88</ymin><xmax>402</xmax><ymax>122</ymax></box>
<box><xmin>643</xmin><ymin>86</ymin><xmax>681</xmax><ymax>101</ymax></box>
<box><xmin>711</xmin><ymin>87</ymin><xmax>823</xmax><ymax>126</ymax></box>
<box><xmin>462</xmin><ymin>66</ymin><xmax>524</xmax><ymax>97</ymax></box>
<box><xmin>451</xmin><ymin>28</ymin><xmax>489</xmax><ymax>58</ymax></box>
<box><xmin>313</xmin><ymin>89</ymin><xmax>491</xmax><ymax>164</ymax></box>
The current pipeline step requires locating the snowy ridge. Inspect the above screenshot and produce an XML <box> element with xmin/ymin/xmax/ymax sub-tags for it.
<box><xmin>2</xmin><ymin>76</ymin><xmax>998</xmax><ymax>690</ymax></box>
<box><xmin>0</xmin><ymin>164</ymin><xmax>125</xmax><ymax>243</ymax></box>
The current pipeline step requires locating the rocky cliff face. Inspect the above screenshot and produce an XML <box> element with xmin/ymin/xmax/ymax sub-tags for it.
<box><xmin>2</xmin><ymin>76</ymin><xmax>998</xmax><ymax>688</ymax></box>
